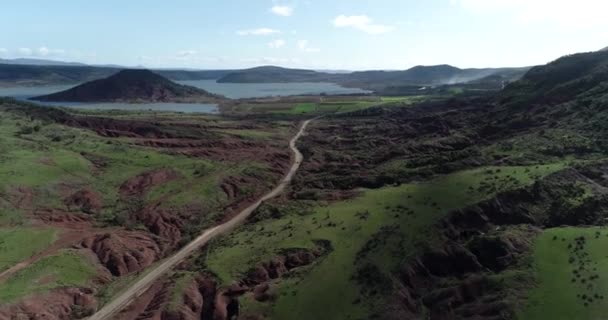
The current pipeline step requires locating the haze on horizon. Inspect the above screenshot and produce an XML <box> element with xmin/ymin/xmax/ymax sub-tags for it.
<box><xmin>2</xmin><ymin>0</ymin><xmax>608</xmax><ymax>70</ymax></box>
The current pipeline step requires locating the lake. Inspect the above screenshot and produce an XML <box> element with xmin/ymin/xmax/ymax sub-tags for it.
<box><xmin>0</xmin><ymin>81</ymin><xmax>370</xmax><ymax>113</ymax></box>
<box><xmin>176</xmin><ymin>80</ymin><xmax>371</xmax><ymax>99</ymax></box>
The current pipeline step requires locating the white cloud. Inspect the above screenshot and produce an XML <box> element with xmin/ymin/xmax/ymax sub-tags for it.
<box><xmin>240</xmin><ymin>56</ymin><xmax>301</xmax><ymax>65</ymax></box>
<box><xmin>268</xmin><ymin>39</ymin><xmax>286</xmax><ymax>49</ymax></box>
<box><xmin>177</xmin><ymin>50</ymin><xmax>197</xmax><ymax>57</ymax></box>
<box><xmin>237</xmin><ymin>28</ymin><xmax>281</xmax><ymax>36</ymax></box>
<box><xmin>15</xmin><ymin>46</ymin><xmax>65</xmax><ymax>57</ymax></box>
<box><xmin>333</xmin><ymin>15</ymin><xmax>394</xmax><ymax>34</ymax></box>
<box><xmin>0</xmin><ymin>48</ymin><xmax>7</xmax><ymax>55</ymax></box>
<box><xmin>297</xmin><ymin>40</ymin><xmax>321</xmax><ymax>53</ymax></box>
<box><xmin>271</xmin><ymin>5</ymin><xmax>294</xmax><ymax>17</ymax></box>
<box><xmin>451</xmin><ymin>0</ymin><xmax>608</xmax><ymax>28</ymax></box>
<box><xmin>36</xmin><ymin>46</ymin><xmax>64</xmax><ymax>56</ymax></box>
<box><xmin>18</xmin><ymin>48</ymin><xmax>32</xmax><ymax>55</ymax></box>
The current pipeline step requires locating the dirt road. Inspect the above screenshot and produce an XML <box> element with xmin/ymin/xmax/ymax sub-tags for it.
<box><xmin>87</xmin><ymin>119</ymin><xmax>312</xmax><ymax>320</ymax></box>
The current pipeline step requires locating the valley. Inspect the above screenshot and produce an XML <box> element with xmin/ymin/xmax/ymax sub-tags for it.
<box><xmin>0</xmin><ymin>46</ymin><xmax>607</xmax><ymax>320</ymax></box>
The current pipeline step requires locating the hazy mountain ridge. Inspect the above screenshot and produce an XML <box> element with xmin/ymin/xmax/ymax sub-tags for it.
<box><xmin>0</xmin><ymin>64</ymin><xmax>235</xmax><ymax>87</ymax></box>
<box><xmin>0</xmin><ymin>62</ymin><xmax>530</xmax><ymax>91</ymax></box>
<box><xmin>217</xmin><ymin>66</ymin><xmax>339</xmax><ymax>83</ymax></box>
<box><xmin>0</xmin><ymin>58</ymin><xmax>88</xmax><ymax>66</ymax></box>
<box><xmin>216</xmin><ymin>64</ymin><xmax>531</xmax><ymax>89</ymax></box>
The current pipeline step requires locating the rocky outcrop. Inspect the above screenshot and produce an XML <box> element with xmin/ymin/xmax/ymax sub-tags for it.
<box><xmin>243</xmin><ymin>247</ymin><xmax>327</xmax><ymax>287</ymax></box>
<box><xmin>467</xmin><ymin>233</ymin><xmax>533</xmax><ymax>272</ymax></box>
<box><xmin>80</xmin><ymin>231</ymin><xmax>164</xmax><ymax>276</ymax></box>
<box><xmin>396</xmin><ymin>229</ymin><xmax>536</xmax><ymax>320</ymax></box>
<box><xmin>0</xmin><ymin>287</ymin><xmax>97</xmax><ymax>320</ymax></box>
<box><xmin>120</xmin><ymin>169</ymin><xmax>181</xmax><ymax>196</ymax></box>
<box><xmin>160</xmin><ymin>279</ymin><xmax>206</xmax><ymax>320</ymax></box>
<box><xmin>64</xmin><ymin>188</ymin><xmax>102</xmax><ymax>214</ymax></box>
<box><xmin>114</xmin><ymin>243</ymin><xmax>330</xmax><ymax>320</ymax></box>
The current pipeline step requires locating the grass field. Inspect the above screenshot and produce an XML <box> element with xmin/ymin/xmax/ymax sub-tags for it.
<box><xmin>205</xmin><ymin>163</ymin><xmax>566</xmax><ymax>319</ymax></box>
<box><xmin>0</xmin><ymin>227</ymin><xmax>57</xmax><ymax>272</ymax></box>
<box><xmin>520</xmin><ymin>227</ymin><xmax>608</xmax><ymax>320</ymax></box>
<box><xmin>0</xmin><ymin>249</ymin><xmax>96</xmax><ymax>303</ymax></box>
<box><xmin>287</xmin><ymin>97</ymin><xmax>425</xmax><ymax>115</ymax></box>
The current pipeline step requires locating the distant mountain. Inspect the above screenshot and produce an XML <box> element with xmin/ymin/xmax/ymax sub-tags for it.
<box><xmin>0</xmin><ymin>64</ymin><xmax>120</xmax><ymax>86</ymax></box>
<box><xmin>0</xmin><ymin>62</ymin><xmax>530</xmax><ymax>93</ymax></box>
<box><xmin>0</xmin><ymin>64</ymin><xmax>237</xmax><ymax>86</ymax></box>
<box><xmin>0</xmin><ymin>58</ymin><xmax>88</xmax><ymax>66</ymax></box>
<box><xmin>314</xmin><ymin>69</ymin><xmax>352</xmax><ymax>74</ymax></box>
<box><xmin>157</xmin><ymin>69</ymin><xmax>234</xmax><ymax>81</ymax></box>
<box><xmin>217</xmin><ymin>66</ymin><xmax>338</xmax><ymax>83</ymax></box>
<box><xmin>32</xmin><ymin>69</ymin><xmax>224</xmax><ymax>103</ymax></box>
<box><xmin>216</xmin><ymin>65</ymin><xmax>531</xmax><ymax>90</ymax></box>
<box><xmin>600</xmin><ymin>46</ymin><xmax>608</xmax><ymax>52</ymax></box>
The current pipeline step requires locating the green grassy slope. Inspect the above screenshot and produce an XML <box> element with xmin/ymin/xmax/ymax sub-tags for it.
<box><xmin>0</xmin><ymin>250</ymin><xmax>97</xmax><ymax>303</ymax></box>
<box><xmin>0</xmin><ymin>228</ymin><xmax>57</xmax><ymax>272</ymax></box>
<box><xmin>521</xmin><ymin>227</ymin><xmax>608</xmax><ymax>320</ymax></box>
<box><xmin>206</xmin><ymin>163</ymin><xmax>565</xmax><ymax>319</ymax></box>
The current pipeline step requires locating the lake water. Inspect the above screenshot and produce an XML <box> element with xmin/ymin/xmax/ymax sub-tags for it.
<box><xmin>177</xmin><ymin>80</ymin><xmax>370</xmax><ymax>99</ymax></box>
<box><xmin>0</xmin><ymin>80</ymin><xmax>370</xmax><ymax>113</ymax></box>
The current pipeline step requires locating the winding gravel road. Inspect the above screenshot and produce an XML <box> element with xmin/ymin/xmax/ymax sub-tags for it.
<box><xmin>88</xmin><ymin>119</ymin><xmax>312</xmax><ymax>320</ymax></box>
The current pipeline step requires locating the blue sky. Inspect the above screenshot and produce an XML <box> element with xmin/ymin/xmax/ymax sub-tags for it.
<box><xmin>1</xmin><ymin>0</ymin><xmax>607</xmax><ymax>70</ymax></box>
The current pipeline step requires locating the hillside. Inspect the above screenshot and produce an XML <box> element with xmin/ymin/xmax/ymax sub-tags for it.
<box><xmin>32</xmin><ymin>69</ymin><xmax>224</xmax><ymax>103</ymax></box>
<box><xmin>154</xmin><ymin>49</ymin><xmax>608</xmax><ymax>320</ymax></box>
<box><xmin>217</xmin><ymin>66</ymin><xmax>338</xmax><ymax>83</ymax></box>
<box><xmin>501</xmin><ymin>50</ymin><xmax>608</xmax><ymax>106</ymax></box>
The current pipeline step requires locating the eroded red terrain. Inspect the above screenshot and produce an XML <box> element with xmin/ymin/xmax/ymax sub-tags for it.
<box><xmin>113</xmin><ymin>243</ymin><xmax>330</xmax><ymax>320</ymax></box>
<box><xmin>0</xmin><ymin>106</ymin><xmax>295</xmax><ymax>319</ymax></box>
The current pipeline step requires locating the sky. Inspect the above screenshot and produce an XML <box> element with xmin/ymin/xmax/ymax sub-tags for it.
<box><xmin>1</xmin><ymin>0</ymin><xmax>608</xmax><ymax>70</ymax></box>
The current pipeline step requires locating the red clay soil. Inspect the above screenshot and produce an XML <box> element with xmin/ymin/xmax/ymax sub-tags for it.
<box><xmin>33</xmin><ymin>208</ymin><xmax>92</xmax><ymax>229</ymax></box>
<box><xmin>63</xmin><ymin>116</ymin><xmax>174</xmax><ymax>139</ymax></box>
<box><xmin>64</xmin><ymin>113</ymin><xmax>293</xmax><ymax>167</ymax></box>
<box><xmin>135</xmin><ymin>206</ymin><xmax>185</xmax><ymax>248</ymax></box>
<box><xmin>0</xmin><ymin>111</ymin><xmax>296</xmax><ymax>319</ymax></box>
<box><xmin>114</xmin><ymin>276</ymin><xmax>219</xmax><ymax>320</ymax></box>
<box><xmin>64</xmin><ymin>188</ymin><xmax>103</xmax><ymax>214</ymax></box>
<box><xmin>0</xmin><ymin>287</ymin><xmax>98</xmax><ymax>320</ymax></box>
<box><xmin>113</xmin><ymin>246</ymin><xmax>329</xmax><ymax>320</ymax></box>
<box><xmin>80</xmin><ymin>231</ymin><xmax>166</xmax><ymax>277</ymax></box>
<box><xmin>119</xmin><ymin>168</ymin><xmax>181</xmax><ymax>197</ymax></box>
<box><xmin>6</xmin><ymin>186</ymin><xmax>34</xmax><ymax>210</ymax></box>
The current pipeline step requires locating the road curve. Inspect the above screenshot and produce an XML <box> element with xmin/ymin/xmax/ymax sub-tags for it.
<box><xmin>88</xmin><ymin>119</ymin><xmax>313</xmax><ymax>320</ymax></box>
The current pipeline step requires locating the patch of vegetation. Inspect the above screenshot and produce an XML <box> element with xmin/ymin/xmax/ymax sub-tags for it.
<box><xmin>520</xmin><ymin>227</ymin><xmax>608</xmax><ymax>319</ymax></box>
<box><xmin>0</xmin><ymin>249</ymin><xmax>96</xmax><ymax>304</ymax></box>
<box><xmin>0</xmin><ymin>227</ymin><xmax>58</xmax><ymax>272</ymax></box>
